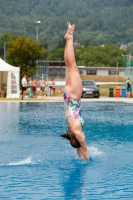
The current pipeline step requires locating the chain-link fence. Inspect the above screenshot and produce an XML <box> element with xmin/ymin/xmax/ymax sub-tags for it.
<box><xmin>123</xmin><ymin>55</ymin><xmax>133</xmax><ymax>87</ymax></box>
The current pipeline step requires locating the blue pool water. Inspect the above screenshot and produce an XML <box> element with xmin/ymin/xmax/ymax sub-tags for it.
<box><xmin>0</xmin><ymin>102</ymin><xmax>133</xmax><ymax>199</ymax></box>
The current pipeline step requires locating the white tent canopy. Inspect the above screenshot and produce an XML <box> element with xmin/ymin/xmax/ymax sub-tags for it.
<box><xmin>0</xmin><ymin>58</ymin><xmax>20</xmax><ymax>98</ymax></box>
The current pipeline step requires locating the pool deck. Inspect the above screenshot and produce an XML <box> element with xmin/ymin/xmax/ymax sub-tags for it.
<box><xmin>0</xmin><ymin>96</ymin><xmax>133</xmax><ymax>103</ymax></box>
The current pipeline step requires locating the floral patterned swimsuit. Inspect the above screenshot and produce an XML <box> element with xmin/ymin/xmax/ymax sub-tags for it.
<box><xmin>64</xmin><ymin>91</ymin><xmax>84</xmax><ymax>126</ymax></box>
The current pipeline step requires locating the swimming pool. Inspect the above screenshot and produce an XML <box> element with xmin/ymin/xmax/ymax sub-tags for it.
<box><xmin>0</xmin><ymin>102</ymin><xmax>133</xmax><ymax>199</ymax></box>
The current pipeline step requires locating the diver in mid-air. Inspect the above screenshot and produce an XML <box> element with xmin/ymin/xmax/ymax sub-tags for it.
<box><xmin>60</xmin><ymin>23</ymin><xmax>89</xmax><ymax>161</ymax></box>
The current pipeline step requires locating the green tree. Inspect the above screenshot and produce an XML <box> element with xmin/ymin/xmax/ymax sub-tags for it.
<box><xmin>83</xmin><ymin>39</ymin><xmax>91</xmax><ymax>48</ymax></box>
<box><xmin>0</xmin><ymin>33</ymin><xmax>18</xmax><ymax>59</ymax></box>
<box><xmin>56</xmin><ymin>39</ymin><xmax>66</xmax><ymax>49</ymax></box>
<box><xmin>1</xmin><ymin>0</ymin><xmax>133</xmax><ymax>48</ymax></box>
<box><xmin>6</xmin><ymin>36</ymin><xmax>46</xmax><ymax>79</ymax></box>
<box><xmin>75</xmin><ymin>44</ymin><xmax>129</xmax><ymax>67</ymax></box>
<box><xmin>40</xmin><ymin>41</ymin><xmax>49</xmax><ymax>59</ymax></box>
<box><xmin>46</xmin><ymin>39</ymin><xmax>65</xmax><ymax>60</ymax></box>
<box><xmin>46</xmin><ymin>48</ymin><xmax>64</xmax><ymax>61</ymax></box>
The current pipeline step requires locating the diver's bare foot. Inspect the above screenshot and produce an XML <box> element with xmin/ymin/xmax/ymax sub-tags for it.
<box><xmin>64</xmin><ymin>23</ymin><xmax>75</xmax><ymax>40</ymax></box>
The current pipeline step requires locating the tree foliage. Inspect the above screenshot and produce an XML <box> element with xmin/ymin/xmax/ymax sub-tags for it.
<box><xmin>46</xmin><ymin>42</ymin><xmax>129</xmax><ymax>67</ymax></box>
<box><xmin>75</xmin><ymin>45</ymin><xmax>129</xmax><ymax>67</ymax></box>
<box><xmin>0</xmin><ymin>0</ymin><xmax>133</xmax><ymax>49</ymax></box>
<box><xmin>46</xmin><ymin>39</ymin><xmax>65</xmax><ymax>60</ymax></box>
<box><xmin>6</xmin><ymin>36</ymin><xmax>46</xmax><ymax>79</ymax></box>
<box><xmin>0</xmin><ymin>0</ymin><xmax>132</xmax><ymax>68</ymax></box>
<box><xmin>46</xmin><ymin>48</ymin><xmax>64</xmax><ymax>61</ymax></box>
<box><xmin>0</xmin><ymin>33</ymin><xmax>18</xmax><ymax>59</ymax></box>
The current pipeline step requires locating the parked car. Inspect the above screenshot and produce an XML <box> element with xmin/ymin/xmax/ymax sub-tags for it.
<box><xmin>82</xmin><ymin>80</ymin><xmax>100</xmax><ymax>98</ymax></box>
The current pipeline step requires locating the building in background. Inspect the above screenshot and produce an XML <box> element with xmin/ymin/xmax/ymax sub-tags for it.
<box><xmin>32</xmin><ymin>60</ymin><xmax>125</xmax><ymax>82</ymax></box>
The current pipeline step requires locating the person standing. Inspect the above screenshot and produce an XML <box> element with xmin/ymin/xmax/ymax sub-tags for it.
<box><xmin>38</xmin><ymin>77</ymin><xmax>46</xmax><ymax>98</ymax></box>
<box><xmin>126</xmin><ymin>78</ymin><xmax>131</xmax><ymax>98</ymax></box>
<box><xmin>29</xmin><ymin>78</ymin><xmax>34</xmax><ymax>87</ymax></box>
<box><xmin>29</xmin><ymin>78</ymin><xmax>34</xmax><ymax>98</ymax></box>
<box><xmin>58</xmin><ymin>88</ymin><xmax>63</xmax><ymax>96</ymax></box>
<box><xmin>46</xmin><ymin>78</ymin><xmax>56</xmax><ymax>96</ymax></box>
<box><xmin>21</xmin><ymin>74</ymin><xmax>27</xmax><ymax>99</ymax></box>
<box><xmin>61</xmin><ymin>23</ymin><xmax>89</xmax><ymax>161</ymax></box>
<box><xmin>32</xmin><ymin>79</ymin><xmax>37</xmax><ymax>97</ymax></box>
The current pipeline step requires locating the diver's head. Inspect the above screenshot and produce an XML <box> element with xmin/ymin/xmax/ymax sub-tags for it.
<box><xmin>60</xmin><ymin>131</ymin><xmax>81</xmax><ymax>148</ymax></box>
<box><xmin>70</xmin><ymin>134</ymin><xmax>81</xmax><ymax>148</ymax></box>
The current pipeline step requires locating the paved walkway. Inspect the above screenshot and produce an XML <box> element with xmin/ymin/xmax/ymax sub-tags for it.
<box><xmin>0</xmin><ymin>96</ymin><xmax>133</xmax><ymax>103</ymax></box>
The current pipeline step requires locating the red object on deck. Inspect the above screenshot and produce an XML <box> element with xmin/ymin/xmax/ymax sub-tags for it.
<box><xmin>116</xmin><ymin>88</ymin><xmax>121</xmax><ymax>97</ymax></box>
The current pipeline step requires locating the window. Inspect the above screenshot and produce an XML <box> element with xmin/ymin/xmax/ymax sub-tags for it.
<box><xmin>86</xmin><ymin>70</ymin><xmax>96</xmax><ymax>75</ymax></box>
<box><xmin>109</xmin><ymin>71</ymin><xmax>119</xmax><ymax>75</ymax></box>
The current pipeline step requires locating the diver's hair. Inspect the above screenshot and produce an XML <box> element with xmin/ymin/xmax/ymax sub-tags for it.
<box><xmin>60</xmin><ymin>132</ymin><xmax>71</xmax><ymax>140</ymax></box>
<box><xmin>60</xmin><ymin>130</ymin><xmax>81</xmax><ymax>149</ymax></box>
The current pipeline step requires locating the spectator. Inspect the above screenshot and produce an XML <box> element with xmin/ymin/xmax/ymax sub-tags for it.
<box><xmin>32</xmin><ymin>78</ymin><xmax>37</xmax><ymax>97</ymax></box>
<box><xmin>126</xmin><ymin>78</ymin><xmax>131</xmax><ymax>98</ymax></box>
<box><xmin>47</xmin><ymin>78</ymin><xmax>56</xmax><ymax>96</ymax></box>
<box><xmin>29</xmin><ymin>78</ymin><xmax>34</xmax><ymax>87</ymax></box>
<box><xmin>58</xmin><ymin>88</ymin><xmax>63</xmax><ymax>96</ymax></box>
<box><xmin>38</xmin><ymin>77</ymin><xmax>46</xmax><ymax>98</ymax></box>
<box><xmin>29</xmin><ymin>78</ymin><xmax>34</xmax><ymax>98</ymax></box>
<box><xmin>21</xmin><ymin>74</ymin><xmax>27</xmax><ymax>99</ymax></box>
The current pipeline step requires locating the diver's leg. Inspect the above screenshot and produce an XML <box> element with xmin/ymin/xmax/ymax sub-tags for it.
<box><xmin>64</xmin><ymin>24</ymin><xmax>76</xmax><ymax>67</ymax></box>
<box><xmin>64</xmin><ymin>45</ymin><xmax>70</xmax><ymax>86</ymax></box>
<box><xmin>64</xmin><ymin>24</ymin><xmax>82</xmax><ymax>100</ymax></box>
